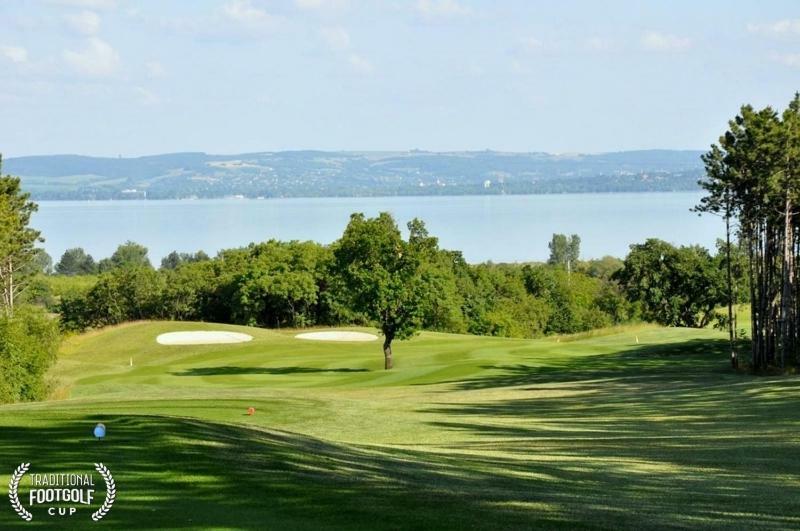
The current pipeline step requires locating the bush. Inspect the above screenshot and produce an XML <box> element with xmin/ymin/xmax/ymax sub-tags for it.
<box><xmin>0</xmin><ymin>306</ymin><xmax>60</xmax><ymax>404</ymax></box>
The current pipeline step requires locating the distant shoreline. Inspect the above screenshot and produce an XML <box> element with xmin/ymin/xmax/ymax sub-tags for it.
<box><xmin>6</xmin><ymin>149</ymin><xmax>705</xmax><ymax>202</ymax></box>
<box><xmin>31</xmin><ymin>188</ymin><xmax>704</xmax><ymax>203</ymax></box>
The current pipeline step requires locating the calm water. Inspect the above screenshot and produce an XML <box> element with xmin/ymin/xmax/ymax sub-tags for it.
<box><xmin>32</xmin><ymin>193</ymin><xmax>722</xmax><ymax>264</ymax></box>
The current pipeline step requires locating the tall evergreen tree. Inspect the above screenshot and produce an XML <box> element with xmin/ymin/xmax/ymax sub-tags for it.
<box><xmin>698</xmin><ymin>94</ymin><xmax>800</xmax><ymax>369</ymax></box>
<box><xmin>0</xmin><ymin>155</ymin><xmax>42</xmax><ymax>317</ymax></box>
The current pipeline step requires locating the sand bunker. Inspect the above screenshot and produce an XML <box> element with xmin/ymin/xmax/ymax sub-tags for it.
<box><xmin>156</xmin><ymin>331</ymin><xmax>253</xmax><ymax>345</ymax></box>
<box><xmin>295</xmin><ymin>331</ymin><xmax>378</xmax><ymax>342</ymax></box>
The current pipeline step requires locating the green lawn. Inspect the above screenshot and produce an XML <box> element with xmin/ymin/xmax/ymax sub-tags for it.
<box><xmin>1</xmin><ymin>321</ymin><xmax>799</xmax><ymax>529</ymax></box>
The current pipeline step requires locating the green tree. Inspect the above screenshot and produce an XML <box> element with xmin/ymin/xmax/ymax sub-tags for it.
<box><xmin>98</xmin><ymin>241</ymin><xmax>152</xmax><ymax>271</ymax></box>
<box><xmin>333</xmin><ymin>213</ymin><xmax>432</xmax><ymax>370</ymax></box>
<box><xmin>0</xmin><ymin>156</ymin><xmax>42</xmax><ymax>316</ymax></box>
<box><xmin>579</xmin><ymin>256</ymin><xmax>624</xmax><ymax>280</ymax></box>
<box><xmin>160</xmin><ymin>250</ymin><xmax>210</xmax><ymax>270</ymax></box>
<box><xmin>32</xmin><ymin>249</ymin><xmax>52</xmax><ymax>275</ymax></box>
<box><xmin>55</xmin><ymin>247</ymin><xmax>97</xmax><ymax>275</ymax></box>
<box><xmin>60</xmin><ymin>266</ymin><xmax>165</xmax><ymax>330</ymax></box>
<box><xmin>161</xmin><ymin>260</ymin><xmax>218</xmax><ymax>321</ymax></box>
<box><xmin>230</xmin><ymin>241</ymin><xmax>326</xmax><ymax>327</ymax></box>
<box><xmin>615</xmin><ymin>239</ymin><xmax>725</xmax><ymax>328</ymax></box>
<box><xmin>0</xmin><ymin>305</ymin><xmax>60</xmax><ymax>404</ymax></box>
<box><xmin>524</xmin><ymin>264</ymin><xmax>622</xmax><ymax>334</ymax></box>
<box><xmin>548</xmin><ymin>233</ymin><xmax>581</xmax><ymax>274</ymax></box>
<box><xmin>697</xmin><ymin>94</ymin><xmax>800</xmax><ymax>369</ymax></box>
<box><xmin>406</xmin><ymin>220</ymin><xmax>468</xmax><ymax>334</ymax></box>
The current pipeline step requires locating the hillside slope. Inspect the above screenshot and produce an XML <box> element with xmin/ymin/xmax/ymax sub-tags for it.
<box><xmin>4</xmin><ymin>150</ymin><xmax>705</xmax><ymax>199</ymax></box>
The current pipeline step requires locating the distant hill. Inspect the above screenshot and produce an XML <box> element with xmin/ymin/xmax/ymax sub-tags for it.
<box><xmin>2</xmin><ymin>149</ymin><xmax>705</xmax><ymax>200</ymax></box>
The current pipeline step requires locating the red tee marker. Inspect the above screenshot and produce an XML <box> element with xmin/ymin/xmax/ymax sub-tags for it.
<box><xmin>247</xmin><ymin>407</ymin><xmax>255</xmax><ymax>416</ymax></box>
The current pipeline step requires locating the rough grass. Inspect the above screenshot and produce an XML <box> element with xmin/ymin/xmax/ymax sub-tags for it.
<box><xmin>1</xmin><ymin>321</ymin><xmax>799</xmax><ymax>529</ymax></box>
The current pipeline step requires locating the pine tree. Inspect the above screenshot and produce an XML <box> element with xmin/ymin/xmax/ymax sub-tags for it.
<box><xmin>0</xmin><ymin>155</ymin><xmax>42</xmax><ymax>317</ymax></box>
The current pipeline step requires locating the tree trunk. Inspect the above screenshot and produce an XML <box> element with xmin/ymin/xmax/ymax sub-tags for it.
<box><xmin>780</xmin><ymin>194</ymin><xmax>794</xmax><ymax>368</ymax></box>
<box><xmin>383</xmin><ymin>338</ymin><xmax>393</xmax><ymax>370</ymax></box>
<box><xmin>747</xmin><ymin>227</ymin><xmax>759</xmax><ymax>369</ymax></box>
<box><xmin>725</xmin><ymin>207</ymin><xmax>737</xmax><ymax>368</ymax></box>
<box><xmin>3</xmin><ymin>259</ymin><xmax>13</xmax><ymax>318</ymax></box>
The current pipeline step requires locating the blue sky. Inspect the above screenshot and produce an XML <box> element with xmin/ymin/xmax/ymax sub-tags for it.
<box><xmin>1</xmin><ymin>0</ymin><xmax>799</xmax><ymax>157</ymax></box>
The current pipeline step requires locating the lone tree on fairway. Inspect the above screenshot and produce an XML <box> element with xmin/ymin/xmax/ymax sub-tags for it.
<box><xmin>0</xmin><ymin>156</ymin><xmax>42</xmax><ymax>317</ymax></box>
<box><xmin>333</xmin><ymin>213</ymin><xmax>430</xmax><ymax>370</ymax></box>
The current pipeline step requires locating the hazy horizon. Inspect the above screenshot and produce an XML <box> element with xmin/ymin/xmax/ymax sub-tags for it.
<box><xmin>5</xmin><ymin>147</ymin><xmax>707</xmax><ymax>159</ymax></box>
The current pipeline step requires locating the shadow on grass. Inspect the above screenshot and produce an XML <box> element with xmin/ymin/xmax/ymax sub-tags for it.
<box><xmin>171</xmin><ymin>366</ymin><xmax>369</xmax><ymax>376</ymax></box>
<box><xmin>451</xmin><ymin>338</ymin><xmax>735</xmax><ymax>391</ymax></box>
<box><xmin>413</xmin><ymin>336</ymin><xmax>800</xmax><ymax>529</ymax></box>
<box><xmin>0</xmin><ymin>414</ymin><xmax>578</xmax><ymax>530</ymax></box>
<box><xmin>2</xmin><ymin>404</ymin><xmax>799</xmax><ymax>530</ymax></box>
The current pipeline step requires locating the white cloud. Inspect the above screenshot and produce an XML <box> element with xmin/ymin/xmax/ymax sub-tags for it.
<box><xmin>641</xmin><ymin>31</ymin><xmax>691</xmax><ymax>52</ymax></box>
<box><xmin>295</xmin><ymin>0</ymin><xmax>348</xmax><ymax>10</ymax></box>
<box><xmin>145</xmin><ymin>60</ymin><xmax>166</xmax><ymax>78</ymax></box>
<box><xmin>348</xmin><ymin>53</ymin><xmax>373</xmax><ymax>73</ymax></box>
<box><xmin>49</xmin><ymin>0</ymin><xmax>117</xmax><ymax>9</ymax></box>
<box><xmin>134</xmin><ymin>86</ymin><xmax>160</xmax><ymax>106</ymax></box>
<box><xmin>748</xmin><ymin>19</ymin><xmax>800</xmax><ymax>37</ymax></box>
<box><xmin>222</xmin><ymin>0</ymin><xmax>279</xmax><ymax>33</ymax></box>
<box><xmin>63</xmin><ymin>37</ymin><xmax>120</xmax><ymax>76</ymax></box>
<box><xmin>64</xmin><ymin>10</ymin><xmax>101</xmax><ymax>35</ymax></box>
<box><xmin>771</xmin><ymin>52</ymin><xmax>800</xmax><ymax>68</ymax></box>
<box><xmin>1</xmin><ymin>45</ymin><xmax>28</xmax><ymax>63</ymax></box>
<box><xmin>416</xmin><ymin>0</ymin><xmax>472</xmax><ymax>20</ymax></box>
<box><xmin>320</xmin><ymin>27</ymin><xmax>351</xmax><ymax>51</ymax></box>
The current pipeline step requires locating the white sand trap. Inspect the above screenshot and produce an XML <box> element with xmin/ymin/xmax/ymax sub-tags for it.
<box><xmin>295</xmin><ymin>331</ymin><xmax>378</xmax><ymax>342</ymax></box>
<box><xmin>156</xmin><ymin>331</ymin><xmax>253</xmax><ymax>345</ymax></box>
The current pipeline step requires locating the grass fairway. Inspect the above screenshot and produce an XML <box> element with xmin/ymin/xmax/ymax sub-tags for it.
<box><xmin>1</xmin><ymin>322</ymin><xmax>800</xmax><ymax>529</ymax></box>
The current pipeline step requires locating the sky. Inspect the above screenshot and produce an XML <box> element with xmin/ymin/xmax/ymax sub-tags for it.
<box><xmin>1</xmin><ymin>0</ymin><xmax>799</xmax><ymax>157</ymax></box>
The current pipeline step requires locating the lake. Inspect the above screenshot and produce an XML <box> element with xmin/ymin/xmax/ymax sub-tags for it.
<box><xmin>32</xmin><ymin>193</ymin><xmax>723</xmax><ymax>264</ymax></box>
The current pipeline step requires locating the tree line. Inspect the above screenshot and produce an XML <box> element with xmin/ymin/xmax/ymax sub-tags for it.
<box><xmin>47</xmin><ymin>227</ymin><xmax>637</xmax><ymax>368</ymax></box>
<box><xmin>31</xmin><ymin>226</ymin><xmax>745</xmax><ymax>369</ymax></box>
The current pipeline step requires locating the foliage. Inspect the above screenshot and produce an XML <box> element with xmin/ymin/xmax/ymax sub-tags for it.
<box><xmin>548</xmin><ymin>233</ymin><xmax>581</xmax><ymax>272</ymax></box>
<box><xmin>47</xmin><ymin>219</ymin><xmax>648</xmax><ymax>350</ymax></box>
<box><xmin>60</xmin><ymin>266</ymin><xmax>165</xmax><ymax>330</ymax></box>
<box><xmin>229</xmin><ymin>241</ymin><xmax>328</xmax><ymax>328</ymax></box>
<box><xmin>332</xmin><ymin>213</ymin><xmax>433</xmax><ymax>368</ymax></box>
<box><xmin>32</xmin><ymin>248</ymin><xmax>52</xmax><ymax>275</ymax></box>
<box><xmin>98</xmin><ymin>241</ymin><xmax>152</xmax><ymax>271</ymax></box>
<box><xmin>578</xmin><ymin>256</ymin><xmax>624</xmax><ymax>280</ymax></box>
<box><xmin>0</xmin><ymin>305</ymin><xmax>60</xmax><ymax>404</ymax></box>
<box><xmin>0</xmin><ymin>156</ymin><xmax>42</xmax><ymax>316</ymax></box>
<box><xmin>614</xmin><ymin>239</ymin><xmax>726</xmax><ymax>328</ymax></box>
<box><xmin>697</xmin><ymin>93</ymin><xmax>800</xmax><ymax>369</ymax></box>
<box><xmin>160</xmin><ymin>250</ymin><xmax>210</xmax><ymax>270</ymax></box>
<box><xmin>524</xmin><ymin>265</ymin><xmax>628</xmax><ymax>333</ymax></box>
<box><xmin>55</xmin><ymin>247</ymin><xmax>97</xmax><ymax>275</ymax></box>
